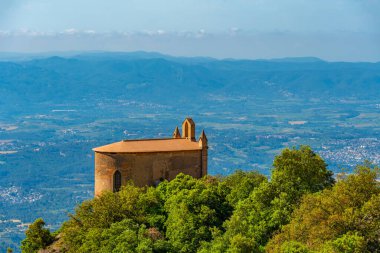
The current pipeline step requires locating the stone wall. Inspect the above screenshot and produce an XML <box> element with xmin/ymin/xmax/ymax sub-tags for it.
<box><xmin>94</xmin><ymin>150</ymin><xmax>205</xmax><ymax>196</ymax></box>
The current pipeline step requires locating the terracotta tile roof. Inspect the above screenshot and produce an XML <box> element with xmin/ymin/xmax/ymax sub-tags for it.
<box><xmin>93</xmin><ymin>138</ymin><xmax>202</xmax><ymax>153</ymax></box>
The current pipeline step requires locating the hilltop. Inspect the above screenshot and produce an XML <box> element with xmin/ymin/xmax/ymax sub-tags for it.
<box><xmin>20</xmin><ymin>146</ymin><xmax>380</xmax><ymax>253</ymax></box>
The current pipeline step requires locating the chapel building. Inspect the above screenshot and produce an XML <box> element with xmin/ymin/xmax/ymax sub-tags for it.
<box><xmin>93</xmin><ymin>118</ymin><xmax>208</xmax><ymax>196</ymax></box>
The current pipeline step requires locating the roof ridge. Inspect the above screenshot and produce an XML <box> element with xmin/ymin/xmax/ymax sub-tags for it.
<box><xmin>93</xmin><ymin>137</ymin><xmax>202</xmax><ymax>153</ymax></box>
<box><xmin>122</xmin><ymin>137</ymin><xmax>187</xmax><ymax>142</ymax></box>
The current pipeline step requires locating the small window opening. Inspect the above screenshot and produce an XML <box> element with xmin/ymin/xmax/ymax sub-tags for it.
<box><xmin>113</xmin><ymin>170</ymin><xmax>122</xmax><ymax>192</ymax></box>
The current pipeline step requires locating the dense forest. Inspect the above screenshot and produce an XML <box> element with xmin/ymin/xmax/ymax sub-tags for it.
<box><xmin>20</xmin><ymin>146</ymin><xmax>379</xmax><ymax>253</ymax></box>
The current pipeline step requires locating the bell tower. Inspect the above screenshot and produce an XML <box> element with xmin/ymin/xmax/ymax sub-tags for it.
<box><xmin>182</xmin><ymin>118</ymin><xmax>196</xmax><ymax>141</ymax></box>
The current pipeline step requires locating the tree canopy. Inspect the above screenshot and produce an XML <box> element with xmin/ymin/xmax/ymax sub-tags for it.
<box><xmin>21</xmin><ymin>218</ymin><xmax>54</xmax><ymax>253</ymax></box>
<box><xmin>21</xmin><ymin>146</ymin><xmax>379</xmax><ymax>253</ymax></box>
<box><xmin>266</xmin><ymin>165</ymin><xmax>380</xmax><ymax>253</ymax></box>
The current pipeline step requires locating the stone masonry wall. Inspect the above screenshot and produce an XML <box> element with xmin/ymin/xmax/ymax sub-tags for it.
<box><xmin>94</xmin><ymin>150</ymin><xmax>203</xmax><ymax>196</ymax></box>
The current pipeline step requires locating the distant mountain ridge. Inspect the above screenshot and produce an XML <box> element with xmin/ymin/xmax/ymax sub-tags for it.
<box><xmin>1</xmin><ymin>52</ymin><xmax>379</xmax><ymax>111</ymax></box>
<box><xmin>2</xmin><ymin>50</ymin><xmax>379</xmax><ymax>63</ymax></box>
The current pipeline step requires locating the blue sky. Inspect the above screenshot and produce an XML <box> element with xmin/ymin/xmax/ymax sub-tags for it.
<box><xmin>0</xmin><ymin>0</ymin><xmax>379</xmax><ymax>61</ymax></box>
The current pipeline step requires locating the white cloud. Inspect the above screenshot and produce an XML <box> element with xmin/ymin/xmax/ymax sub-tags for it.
<box><xmin>2</xmin><ymin>0</ymin><xmax>379</xmax><ymax>34</ymax></box>
<box><xmin>83</xmin><ymin>30</ymin><xmax>96</xmax><ymax>35</ymax></box>
<box><xmin>62</xmin><ymin>28</ymin><xmax>79</xmax><ymax>35</ymax></box>
<box><xmin>0</xmin><ymin>29</ymin><xmax>379</xmax><ymax>62</ymax></box>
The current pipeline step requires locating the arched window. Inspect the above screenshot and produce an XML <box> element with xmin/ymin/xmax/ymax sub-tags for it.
<box><xmin>113</xmin><ymin>170</ymin><xmax>122</xmax><ymax>192</ymax></box>
<box><xmin>184</xmin><ymin>122</ymin><xmax>189</xmax><ymax>138</ymax></box>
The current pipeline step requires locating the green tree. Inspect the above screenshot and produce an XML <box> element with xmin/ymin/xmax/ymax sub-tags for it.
<box><xmin>357</xmin><ymin>192</ymin><xmax>380</xmax><ymax>251</ymax></box>
<box><xmin>61</xmin><ymin>182</ymin><xmax>169</xmax><ymax>253</ymax></box>
<box><xmin>266</xmin><ymin>165</ymin><xmax>379</xmax><ymax>253</ymax></box>
<box><xmin>162</xmin><ymin>174</ymin><xmax>231</xmax><ymax>253</ymax></box>
<box><xmin>221</xmin><ymin>146</ymin><xmax>334</xmax><ymax>251</ymax></box>
<box><xmin>321</xmin><ymin>233</ymin><xmax>367</xmax><ymax>253</ymax></box>
<box><xmin>221</xmin><ymin>169</ymin><xmax>267</xmax><ymax>207</ymax></box>
<box><xmin>21</xmin><ymin>218</ymin><xmax>54</xmax><ymax>253</ymax></box>
<box><xmin>271</xmin><ymin>146</ymin><xmax>334</xmax><ymax>193</ymax></box>
<box><xmin>280</xmin><ymin>241</ymin><xmax>310</xmax><ymax>253</ymax></box>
